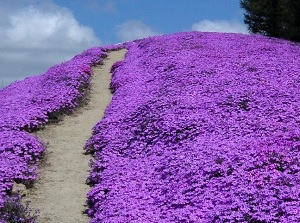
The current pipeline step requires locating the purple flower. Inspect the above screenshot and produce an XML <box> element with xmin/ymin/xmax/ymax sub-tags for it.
<box><xmin>85</xmin><ymin>32</ymin><xmax>300</xmax><ymax>222</ymax></box>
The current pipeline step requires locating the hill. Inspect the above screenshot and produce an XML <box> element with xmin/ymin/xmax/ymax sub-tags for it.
<box><xmin>1</xmin><ymin>31</ymin><xmax>300</xmax><ymax>222</ymax></box>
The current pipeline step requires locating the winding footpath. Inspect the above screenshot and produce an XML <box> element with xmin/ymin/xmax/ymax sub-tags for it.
<box><xmin>23</xmin><ymin>49</ymin><xmax>126</xmax><ymax>223</ymax></box>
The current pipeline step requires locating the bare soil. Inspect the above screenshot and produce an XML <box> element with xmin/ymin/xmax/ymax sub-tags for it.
<box><xmin>23</xmin><ymin>49</ymin><xmax>126</xmax><ymax>223</ymax></box>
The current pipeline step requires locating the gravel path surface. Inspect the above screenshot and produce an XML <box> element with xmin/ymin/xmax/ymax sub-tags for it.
<box><xmin>23</xmin><ymin>49</ymin><xmax>126</xmax><ymax>223</ymax></box>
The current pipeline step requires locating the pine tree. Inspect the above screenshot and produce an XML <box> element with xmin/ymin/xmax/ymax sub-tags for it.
<box><xmin>286</xmin><ymin>0</ymin><xmax>300</xmax><ymax>41</ymax></box>
<box><xmin>240</xmin><ymin>0</ymin><xmax>282</xmax><ymax>37</ymax></box>
<box><xmin>240</xmin><ymin>0</ymin><xmax>300</xmax><ymax>41</ymax></box>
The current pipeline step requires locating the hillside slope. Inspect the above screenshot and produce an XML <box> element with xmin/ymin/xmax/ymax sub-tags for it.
<box><xmin>0</xmin><ymin>31</ymin><xmax>300</xmax><ymax>223</ymax></box>
<box><xmin>0</xmin><ymin>45</ymin><xmax>122</xmax><ymax>221</ymax></box>
<box><xmin>22</xmin><ymin>50</ymin><xmax>126</xmax><ymax>223</ymax></box>
<box><xmin>85</xmin><ymin>32</ymin><xmax>300</xmax><ymax>223</ymax></box>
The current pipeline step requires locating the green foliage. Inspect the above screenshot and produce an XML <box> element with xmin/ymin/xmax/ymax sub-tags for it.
<box><xmin>240</xmin><ymin>0</ymin><xmax>300</xmax><ymax>41</ymax></box>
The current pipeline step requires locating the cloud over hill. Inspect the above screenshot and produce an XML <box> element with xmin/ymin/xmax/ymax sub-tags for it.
<box><xmin>192</xmin><ymin>19</ymin><xmax>249</xmax><ymax>34</ymax></box>
<box><xmin>116</xmin><ymin>20</ymin><xmax>160</xmax><ymax>42</ymax></box>
<box><xmin>0</xmin><ymin>1</ymin><xmax>100</xmax><ymax>87</ymax></box>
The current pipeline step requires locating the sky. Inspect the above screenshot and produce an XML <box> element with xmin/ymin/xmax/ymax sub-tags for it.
<box><xmin>0</xmin><ymin>0</ymin><xmax>248</xmax><ymax>88</ymax></box>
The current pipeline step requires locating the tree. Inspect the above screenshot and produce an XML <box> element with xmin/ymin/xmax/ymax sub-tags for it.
<box><xmin>285</xmin><ymin>0</ymin><xmax>300</xmax><ymax>41</ymax></box>
<box><xmin>240</xmin><ymin>0</ymin><xmax>300</xmax><ymax>41</ymax></box>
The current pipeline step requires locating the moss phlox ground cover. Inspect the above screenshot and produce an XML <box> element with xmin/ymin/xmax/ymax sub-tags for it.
<box><xmin>1</xmin><ymin>31</ymin><xmax>300</xmax><ymax>222</ymax></box>
<box><xmin>85</xmin><ymin>32</ymin><xmax>300</xmax><ymax>222</ymax></box>
<box><xmin>0</xmin><ymin>46</ymin><xmax>116</xmax><ymax>221</ymax></box>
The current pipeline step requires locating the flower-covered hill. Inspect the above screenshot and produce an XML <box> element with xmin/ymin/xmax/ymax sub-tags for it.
<box><xmin>0</xmin><ymin>46</ymin><xmax>122</xmax><ymax>221</ymax></box>
<box><xmin>86</xmin><ymin>32</ymin><xmax>300</xmax><ymax>223</ymax></box>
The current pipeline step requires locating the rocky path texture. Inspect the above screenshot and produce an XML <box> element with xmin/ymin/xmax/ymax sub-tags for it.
<box><xmin>23</xmin><ymin>49</ymin><xmax>126</xmax><ymax>223</ymax></box>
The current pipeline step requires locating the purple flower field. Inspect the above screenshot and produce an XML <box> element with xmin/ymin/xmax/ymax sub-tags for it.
<box><xmin>1</xmin><ymin>31</ymin><xmax>300</xmax><ymax>222</ymax></box>
<box><xmin>85</xmin><ymin>32</ymin><xmax>300</xmax><ymax>222</ymax></box>
<box><xmin>0</xmin><ymin>46</ymin><xmax>111</xmax><ymax>219</ymax></box>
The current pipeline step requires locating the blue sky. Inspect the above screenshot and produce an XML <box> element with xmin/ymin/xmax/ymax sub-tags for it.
<box><xmin>0</xmin><ymin>0</ymin><xmax>248</xmax><ymax>88</ymax></box>
<box><xmin>53</xmin><ymin>0</ymin><xmax>246</xmax><ymax>44</ymax></box>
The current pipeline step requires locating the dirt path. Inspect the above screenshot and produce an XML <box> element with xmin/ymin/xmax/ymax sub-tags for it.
<box><xmin>23</xmin><ymin>49</ymin><xmax>126</xmax><ymax>223</ymax></box>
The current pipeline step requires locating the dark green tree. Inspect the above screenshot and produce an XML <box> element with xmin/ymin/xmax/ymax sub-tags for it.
<box><xmin>285</xmin><ymin>0</ymin><xmax>300</xmax><ymax>41</ymax></box>
<box><xmin>240</xmin><ymin>0</ymin><xmax>300</xmax><ymax>41</ymax></box>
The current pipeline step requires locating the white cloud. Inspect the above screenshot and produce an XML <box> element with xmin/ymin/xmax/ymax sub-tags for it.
<box><xmin>192</xmin><ymin>19</ymin><xmax>249</xmax><ymax>34</ymax></box>
<box><xmin>116</xmin><ymin>20</ymin><xmax>160</xmax><ymax>42</ymax></box>
<box><xmin>0</xmin><ymin>1</ymin><xmax>101</xmax><ymax>88</ymax></box>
